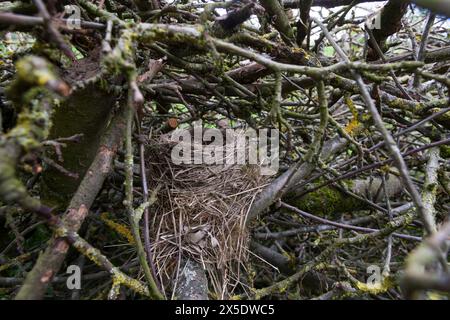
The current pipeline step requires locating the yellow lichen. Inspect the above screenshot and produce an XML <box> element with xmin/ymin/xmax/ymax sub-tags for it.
<box><xmin>15</xmin><ymin>56</ymin><xmax>57</xmax><ymax>87</ymax></box>
<box><xmin>111</xmin><ymin>267</ymin><xmax>149</xmax><ymax>297</ymax></box>
<box><xmin>355</xmin><ymin>276</ymin><xmax>393</xmax><ymax>295</ymax></box>
<box><xmin>344</xmin><ymin>119</ymin><xmax>360</xmax><ymax>135</ymax></box>
<box><xmin>344</xmin><ymin>96</ymin><xmax>360</xmax><ymax>135</ymax></box>
<box><xmin>100</xmin><ymin>212</ymin><xmax>135</xmax><ymax>245</ymax></box>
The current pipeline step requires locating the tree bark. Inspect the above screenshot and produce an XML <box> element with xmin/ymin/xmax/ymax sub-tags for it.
<box><xmin>15</xmin><ymin>106</ymin><xmax>127</xmax><ymax>300</ymax></box>
<box><xmin>41</xmin><ymin>51</ymin><xmax>118</xmax><ymax>208</ymax></box>
<box><xmin>175</xmin><ymin>258</ymin><xmax>209</xmax><ymax>300</ymax></box>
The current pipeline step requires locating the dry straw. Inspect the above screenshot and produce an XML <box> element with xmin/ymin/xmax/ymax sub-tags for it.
<box><xmin>145</xmin><ymin>129</ymin><xmax>270</xmax><ymax>298</ymax></box>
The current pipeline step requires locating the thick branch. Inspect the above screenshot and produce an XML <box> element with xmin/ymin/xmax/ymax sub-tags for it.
<box><xmin>259</xmin><ymin>0</ymin><xmax>295</xmax><ymax>44</ymax></box>
<box><xmin>366</xmin><ymin>0</ymin><xmax>409</xmax><ymax>61</ymax></box>
<box><xmin>283</xmin><ymin>0</ymin><xmax>384</xmax><ymax>9</ymax></box>
<box><xmin>15</xmin><ymin>106</ymin><xmax>127</xmax><ymax>300</ymax></box>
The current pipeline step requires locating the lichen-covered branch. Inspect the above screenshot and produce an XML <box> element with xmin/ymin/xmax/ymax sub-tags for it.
<box><xmin>402</xmin><ymin>221</ymin><xmax>450</xmax><ymax>298</ymax></box>
<box><xmin>15</xmin><ymin>106</ymin><xmax>127</xmax><ymax>300</ymax></box>
<box><xmin>259</xmin><ymin>0</ymin><xmax>295</xmax><ymax>44</ymax></box>
<box><xmin>1</xmin><ymin>56</ymin><xmax>68</xmax><ymax>216</ymax></box>
<box><xmin>241</xmin><ymin>209</ymin><xmax>415</xmax><ymax>299</ymax></box>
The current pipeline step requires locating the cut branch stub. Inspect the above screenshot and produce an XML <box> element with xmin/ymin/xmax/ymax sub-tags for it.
<box><xmin>175</xmin><ymin>258</ymin><xmax>209</xmax><ymax>300</ymax></box>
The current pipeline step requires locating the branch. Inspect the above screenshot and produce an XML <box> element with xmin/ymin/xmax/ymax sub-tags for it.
<box><xmin>284</xmin><ymin>0</ymin><xmax>385</xmax><ymax>9</ymax></box>
<box><xmin>242</xmin><ymin>210</ymin><xmax>414</xmax><ymax>299</ymax></box>
<box><xmin>420</xmin><ymin>147</ymin><xmax>440</xmax><ymax>234</ymax></box>
<box><xmin>402</xmin><ymin>221</ymin><xmax>450</xmax><ymax>298</ymax></box>
<box><xmin>15</xmin><ymin>105</ymin><xmax>127</xmax><ymax>300</ymax></box>
<box><xmin>174</xmin><ymin>259</ymin><xmax>209</xmax><ymax>300</ymax></box>
<box><xmin>259</xmin><ymin>0</ymin><xmax>295</xmax><ymax>44</ymax></box>
<box><xmin>212</xmin><ymin>2</ymin><xmax>263</xmax><ymax>37</ymax></box>
<box><xmin>313</xmin><ymin>16</ymin><xmax>435</xmax><ymax>236</ymax></box>
<box><xmin>296</xmin><ymin>0</ymin><xmax>313</xmax><ymax>46</ymax></box>
<box><xmin>0</xmin><ymin>56</ymin><xmax>68</xmax><ymax>217</ymax></box>
<box><xmin>33</xmin><ymin>0</ymin><xmax>76</xmax><ymax>61</ymax></box>
<box><xmin>366</xmin><ymin>0</ymin><xmax>409</xmax><ymax>61</ymax></box>
<box><xmin>125</xmin><ymin>69</ymin><xmax>164</xmax><ymax>300</ymax></box>
<box><xmin>0</xmin><ymin>12</ymin><xmax>105</xmax><ymax>30</ymax></box>
<box><xmin>246</xmin><ymin>80</ymin><xmax>334</xmax><ymax>223</ymax></box>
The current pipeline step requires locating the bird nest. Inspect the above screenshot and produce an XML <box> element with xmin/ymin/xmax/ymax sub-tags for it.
<box><xmin>145</xmin><ymin>130</ymin><xmax>270</xmax><ymax>298</ymax></box>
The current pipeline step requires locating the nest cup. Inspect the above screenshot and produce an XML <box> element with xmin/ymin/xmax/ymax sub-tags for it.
<box><xmin>145</xmin><ymin>128</ymin><xmax>270</xmax><ymax>298</ymax></box>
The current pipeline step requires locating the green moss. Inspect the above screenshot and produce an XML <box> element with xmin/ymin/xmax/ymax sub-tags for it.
<box><xmin>15</xmin><ymin>55</ymin><xmax>58</xmax><ymax>86</ymax></box>
<box><xmin>430</xmin><ymin>108</ymin><xmax>450</xmax><ymax>130</ymax></box>
<box><xmin>288</xmin><ymin>185</ymin><xmax>365</xmax><ymax>217</ymax></box>
<box><xmin>138</xmin><ymin>24</ymin><xmax>207</xmax><ymax>48</ymax></box>
<box><xmin>440</xmin><ymin>145</ymin><xmax>450</xmax><ymax>159</ymax></box>
<box><xmin>386</xmin><ymin>97</ymin><xmax>421</xmax><ymax>114</ymax></box>
<box><xmin>9</xmin><ymin>107</ymin><xmax>51</xmax><ymax>151</ymax></box>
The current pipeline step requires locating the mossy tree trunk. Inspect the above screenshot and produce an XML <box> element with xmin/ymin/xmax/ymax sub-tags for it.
<box><xmin>40</xmin><ymin>53</ymin><xmax>118</xmax><ymax>208</ymax></box>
